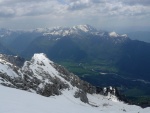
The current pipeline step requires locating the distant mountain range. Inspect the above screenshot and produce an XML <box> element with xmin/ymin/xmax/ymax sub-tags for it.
<box><xmin>0</xmin><ymin>25</ymin><xmax>150</xmax><ymax>102</ymax></box>
<box><xmin>0</xmin><ymin>24</ymin><xmax>128</xmax><ymax>58</ymax></box>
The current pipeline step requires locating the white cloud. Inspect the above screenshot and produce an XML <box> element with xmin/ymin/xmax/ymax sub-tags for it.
<box><xmin>0</xmin><ymin>6</ymin><xmax>15</xmax><ymax>17</ymax></box>
<box><xmin>0</xmin><ymin>0</ymin><xmax>67</xmax><ymax>17</ymax></box>
<box><xmin>0</xmin><ymin>0</ymin><xmax>149</xmax><ymax>32</ymax></box>
<box><xmin>0</xmin><ymin>0</ymin><xmax>149</xmax><ymax>17</ymax></box>
<box><xmin>67</xmin><ymin>0</ymin><xmax>90</xmax><ymax>10</ymax></box>
<box><xmin>121</xmin><ymin>0</ymin><xmax>150</xmax><ymax>6</ymax></box>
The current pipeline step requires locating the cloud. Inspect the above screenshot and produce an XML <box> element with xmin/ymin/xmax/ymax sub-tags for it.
<box><xmin>0</xmin><ymin>0</ymin><xmax>66</xmax><ymax>17</ymax></box>
<box><xmin>121</xmin><ymin>0</ymin><xmax>150</xmax><ymax>6</ymax></box>
<box><xmin>0</xmin><ymin>7</ymin><xmax>15</xmax><ymax>18</ymax></box>
<box><xmin>0</xmin><ymin>0</ymin><xmax>149</xmax><ymax>32</ymax></box>
<box><xmin>67</xmin><ymin>0</ymin><xmax>90</xmax><ymax>10</ymax></box>
<box><xmin>0</xmin><ymin>0</ymin><xmax>149</xmax><ymax>17</ymax></box>
<box><xmin>91</xmin><ymin>0</ymin><xmax>106</xmax><ymax>3</ymax></box>
<box><xmin>66</xmin><ymin>0</ymin><xmax>107</xmax><ymax>11</ymax></box>
<box><xmin>102</xmin><ymin>2</ymin><xmax>150</xmax><ymax>17</ymax></box>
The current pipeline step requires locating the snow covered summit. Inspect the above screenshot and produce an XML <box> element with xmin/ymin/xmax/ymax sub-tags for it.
<box><xmin>0</xmin><ymin>53</ymin><xmax>95</xmax><ymax>102</ymax></box>
<box><xmin>109</xmin><ymin>32</ymin><xmax>119</xmax><ymax>37</ymax></box>
<box><xmin>72</xmin><ymin>24</ymin><xmax>97</xmax><ymax>32</ymax></box>
<box><xmin>40</xmin><ymin>24</ymin><xmax>98</xmax><ymax>36</ymax></box>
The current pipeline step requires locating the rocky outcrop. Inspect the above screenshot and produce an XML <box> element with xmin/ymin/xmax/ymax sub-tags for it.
<box><xmin>96</xmin><ymin>86</ymin><xmax>117</xmax><ymax>96</ymax></box>
<box><xmin>54</xmin><ymin>64</ymin><xmax>96</xmax><ymax>94</ymax></box>
<box><xmin>74</xmin><ymin>89</ymin><xmax>89</xmax><ymax>103</ymax></box>
<box><xmin>0</xmin><ymin>54</ymin><xmax>25</xmax><ymax>67</ymax></box>
<box><xmin>0</xmin><ymin>53</ymin><xmax>96</xmax><ymax>104</ymax></box>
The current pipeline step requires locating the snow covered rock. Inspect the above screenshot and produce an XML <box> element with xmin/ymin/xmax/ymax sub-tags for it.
<box><xmin>109</xmin><ymin>32</ymin><xmax>119</xmax><ymax>37</ymax></box>
<box><xmin>0</xmin><ymin>54</ymin><xmax>25</xmax><ymax>67</ymax></box>
<box><xmin>0</xmin><ymin>53</ymin><xmax>96</xmax><ymax>103</ymax></box>
<box><xmin>37</xmin><ymin>24</ymin><xmax>101</xmax><ymax>37</ymax></box>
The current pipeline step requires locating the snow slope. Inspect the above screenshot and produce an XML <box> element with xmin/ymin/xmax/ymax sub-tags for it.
<box><xmin>0</xmin><ymin>53</ymin><xmax>150</xmax><ymax>113</ymax></box>
<box><xmin>0</xmin><ymin>54</ymin><xmax>17</xmax><ymax>77</ymax></box>
<box><xmin>0</xmin><ymin>63</ymin><xmax>18</xmax><ymax>78</ymax></box>
<box><xmin>0</xmin><ymin>85</ymin><xmax>97</xmax><ymax>113</ymax></box>
<box><xmin>0</xmin><ymin>85</ymin><xmax>149</xmax><ymax>113</ymax></box>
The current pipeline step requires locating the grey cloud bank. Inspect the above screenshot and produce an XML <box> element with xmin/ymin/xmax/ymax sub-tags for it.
<box><xmin>0</xmin><ymin>0</ymin><xmax>149</xmax><ymax>33</ymax></box>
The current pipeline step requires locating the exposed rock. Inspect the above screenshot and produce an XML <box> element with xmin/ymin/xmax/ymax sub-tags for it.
<box><xmin>0</xmin><ymin>54</ymin><xmax>25</xmax><ymax>67</ymax></box>
<box><xmin>74</xmin><ymin>89</ymin><xmax>89</xmax><ymax>103</ymax></box>
<box><xmin>53</xmin><ymin>63</ymin><xmax>96</xmax><ymax>94</ymax></box>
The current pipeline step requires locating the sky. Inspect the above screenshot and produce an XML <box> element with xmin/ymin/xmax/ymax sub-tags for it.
<box><xmin>0</xmin><ymin>0</ymin><xmax>150</xmax><ymax>33</ymax></box>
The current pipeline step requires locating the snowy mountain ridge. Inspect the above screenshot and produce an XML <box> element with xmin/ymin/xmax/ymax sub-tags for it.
<box><xmin>30</xmin><ymin>24</ymin><xmax>128</xmax><ymax>40</ymax></box>
<box><xmin>0</xmin><ymin>53</ymin><xmax>95</xmax><ymax>102</ymax></box>
<box><xmin>0</xmin><ymin>53</ymin><xmax>150</xmax><ymax>113</ymax></box>
<box><xmin>0</xmin><ymin>25</ymin><xmax>128</xmax><ymax>45</ymax></box>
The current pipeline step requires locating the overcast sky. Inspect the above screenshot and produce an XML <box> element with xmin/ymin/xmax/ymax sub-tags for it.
<box><xmin>0</xmin><ymin>0</ymin><xmax>150</xmax><ymax>33</ymax></box>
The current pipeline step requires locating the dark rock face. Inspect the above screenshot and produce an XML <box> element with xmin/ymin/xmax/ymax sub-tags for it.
<box><xmin>54</xmin><ymin>63</ymin><xmax>96</xmax><ymax>94</ymax></box>
<box><xmin>37</xmin><ymin>83</ymin><xmax>61</xmax><ymax>96</ymax></box>
<box><xmin>36</xmin><ymin>77</ymin><xmax>70</xmax><ymax>96</ymax></box>
<box><xmin>53</xmin><ymin>63</ymin><xmax>96</xmax><ymax>103</ymax></box>
<box><xmin>0</xmin><ymin>72</ymin><xmax>16</xmax><ymax>88</ymax></box>
<box><xmin>74</xmin><ymin>89</ymin><xmax>89</xmax><ymax>103</ymax></box>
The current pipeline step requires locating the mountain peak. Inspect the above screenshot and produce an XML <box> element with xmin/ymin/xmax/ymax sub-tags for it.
<box><xmin>109</xmin><ymin>32</ymin><xmax>119</xmax><ymax>37</ymax></box>
<box><xmin>31</xmin><ymin>53</ymin><xmax>53</xmax><ymax>64</ymax></box>
<box><xmin>41</xmin><ymin>24</ymin><xmax>100</xmax><ymax>37</ymax></box>
<box><xmin>73</xmin><ymin>24</ymin><xmax>96</xmax><ymax>32</ymax></box>
<box><xmin>0</xmin><ymin>53</ymin><xmax>96</xmax><ymax>102</ymax></box>
<box><xmin>32</xmin><ymin>53</ymin><xmax>50</xmax><ymax>61</ymax></box>
<box><xmin>33</xmin><ymin>25</ymin><xmax>128</xmax><ymax>40</ymax></box>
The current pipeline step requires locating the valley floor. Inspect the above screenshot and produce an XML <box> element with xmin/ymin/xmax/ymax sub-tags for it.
<box><xmin>0</xmin><ymin>85</ymin><xmax>149</xmax><ymax>113</ymax></box>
